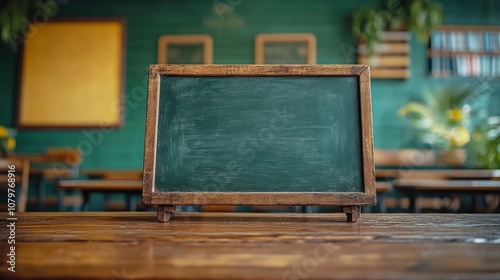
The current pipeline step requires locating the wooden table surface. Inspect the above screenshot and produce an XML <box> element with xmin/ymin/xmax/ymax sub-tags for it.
<box><xmin>1</xmin><ymin>212</ymin><xmax>500</xmax><ymax>280</ymax></box>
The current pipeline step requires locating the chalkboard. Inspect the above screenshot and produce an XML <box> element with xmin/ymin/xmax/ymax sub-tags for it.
<box><xmin>255</xmin><ymin>34</ymin><xmax>316</xmax><ymax>64</ymax></box>
<box><xmin>143</xmin><ymin>65</ymin><xmax>375</xmax><ymax>222</ymax></box>
<box><xmin>166</xmin><ymin>44</ymin><xmax>204</xmax><ymax>64</ymax></box>
<box><xmin>263</xmin><ymin>42</ymin><xmax>309</xmax><ymax>64</ymax></box>
<box><xmin>157</xmin><ymin>35</ymin><xmax>213</xmax><ymax>64</ymax></box>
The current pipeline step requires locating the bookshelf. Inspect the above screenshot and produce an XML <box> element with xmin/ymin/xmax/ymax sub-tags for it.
<box><xmin>357</xmin><ymin>31</ymin><xmax>411</xmax><ymax>79</ymax></box>
<box><xmin>429</xmin><ymin>26</ymin><xmax>500</xmax><ymax>78</ymax></box>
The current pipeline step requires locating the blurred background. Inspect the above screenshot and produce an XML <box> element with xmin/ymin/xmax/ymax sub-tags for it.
<box><xmin>0</xmin><ymin>0</ymin><xmax>499</xmax><ymax>213</ymax></box>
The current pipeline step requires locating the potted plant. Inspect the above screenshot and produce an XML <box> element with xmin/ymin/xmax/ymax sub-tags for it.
<box><xmin>398</xmin><ymin>86</ymin><xmax>484</xmax><ymax>166</ymax></box>
<box><xmin>351</xmin><ymin>0</ymin><xmax>442</xmax><ymax>57</ymax></box>
<box><xmin>471</xmin><ymin>117</ymin><xmax>500</xmax><ymax>169</ymax></box>
<box><xmin>407</xmin><ymin>0</ymin><xmax>442</xmax><ymax>43</ymax></box>
<box><xmin>351</xmin><ymin>7</ymin><xmax>391</xmax><ymax>57</ymax></box>
<box><xmin>0</xmin><ymin>0</ymin><xmax>57</xmax><ymax>48</ymax></box>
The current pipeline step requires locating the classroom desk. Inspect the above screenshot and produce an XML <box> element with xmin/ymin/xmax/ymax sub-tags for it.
<box><xmin>57</xmin><ymin>180</ymin><xmax>142</xmax><ymax>211</ymax></box>
<box><xmin>376</xmin><ymin>169</ymin><xmax>500</xmax><ymax>212</ymax></box>
<box><xmin>81</xmin><ymin>169</ymin><xmax>143</xmax><ymax>180</ymax></box>
<box><xmin>1</xmin><ymin>212</ymin><xmax>499</xmax><ymax>279</ymax></box>
<box><xmin>7</xmin><ymin>153</ymin><xmax>80</xmax><ymax>211</ymax></box>
<box><xmin>376</xmin><ymin>169</ymin><xmax>500</xmax><ymax>180</ymax></box>
<box><xmin>394</xmin><ymin>178</ymin><xmax>500</xmax><ymax>213</ymax></box>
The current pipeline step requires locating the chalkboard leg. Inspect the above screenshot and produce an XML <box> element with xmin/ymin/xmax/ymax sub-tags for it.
<box><xmin>341</xmin><ymin>206</ymin><xmax>360</xmax><ymax>223</ymax></box>
<box><xmin>157</xmin><ymin>205</ymin><xmax>176</xmax><ymax>222</ymax></box>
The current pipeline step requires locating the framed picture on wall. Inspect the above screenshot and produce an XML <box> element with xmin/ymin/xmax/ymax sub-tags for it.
<box><xmin>158</xmin><ymin>35</ymin><xmax>213</xmax><ymax>64</ymax></box>
<box><xmin>254</xmin><ymin>33</ymin><xmax>316</xmax><ymax>64</ymax></box>
<box><xmin>17</xmin><ymin>19</ymin><xmax>125</xmax><ymax>129</ymax></box>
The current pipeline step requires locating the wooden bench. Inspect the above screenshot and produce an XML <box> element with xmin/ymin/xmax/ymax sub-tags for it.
<box><xmin>393</xmin><ymin>178</ymin><xmax>500</xmax><ymax>213</ymax></box>
<box><xmin>57</xmin><ymin>180</ymin><xmax>142</xmax><ymax>211</ymax></box>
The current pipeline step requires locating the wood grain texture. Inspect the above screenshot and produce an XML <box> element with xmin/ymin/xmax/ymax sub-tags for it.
<box><xmin>149</xmin><ymin>192</ymin><xmax>374</xmax><ymax>205</ymax></box>
<box><xmin>143</xmin><ymin>65</ymin><xmax>375</xmax><ymax>210</ymax></box>
<box><xmin>358</xmin><ymin>55</ymin><xmax>410</xmax><ymax>67</ymax></box>
<box><xmin>359</xmin><ymin>67</ymin><xmax>375</xmax><ymax>199</ymax></box>
<box><xmin>357</xmin><ymin>31</ymin><xmax>410</xmax><ymax>79</ymax></box>
<box><xmin>369</xmin><ymin>68</ymin><xmax>410</xmax><ymax>79</ymax></box>
<box><xmin>149</xmin><ymin>64</ymin><xmax>367</xmax><ymax>76</ymax></box>
<box><xmin>357</xmin><ymin>43</ymin><xmax>409</xmax><ymax>55</ymax></box>
<box><xmin>1</xmin><ymin>212</ymin><xmax>499</xmax><ymax>280</ymax></box>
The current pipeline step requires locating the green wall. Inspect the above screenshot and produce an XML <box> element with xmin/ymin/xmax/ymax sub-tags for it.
<box><xmin>0</xmin><ymin>0</ymin><xmax>499</xmax><ymax>170</ymax></box>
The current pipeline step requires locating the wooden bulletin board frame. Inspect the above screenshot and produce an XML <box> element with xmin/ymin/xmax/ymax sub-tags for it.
<box><xmin>255</xmin><ymin>33</ymin><xmax>317</xmax><ymax>64</ymax></box>
<box><xmin>143</xmin><ymin>65</ymin><xmax>375</xmax><ymax>222</ymax></box>
<box><xmin>17</xmin><ymin>19</ymin><xmax>126</xmax><ymax>129</ymax></box>
<box><xmin>157</xmin><ymin>35</ymin><xmax>213</xmax><ymax>64</ymax></box>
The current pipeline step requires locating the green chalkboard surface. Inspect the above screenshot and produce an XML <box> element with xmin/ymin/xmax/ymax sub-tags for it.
<box><xmin>155</xmin><ymin>76</ymin><xmax>362</xmax><ymax>192</ymax></box>
<box><xmin>143</xmin><ymin>65</ymin><xmax>375</xmax><ymax>222</ymax></box>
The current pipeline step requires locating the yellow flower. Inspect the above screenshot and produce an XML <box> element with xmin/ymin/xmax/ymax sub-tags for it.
<box><xmin>6</xmin><ymin>137</ymin><xmax>16</xmax><ymax>150</ymax></box>
<box><xmin>449</xmin><ymin>127</ymin><xmax>470</xmax><ymax>148</ymax></box>
<box><xmin>447</xmin><ymin>108</ymin><xmax>463</xmax><ymax>122</ymax></box>
<box><xmin>0</xmin><ymin>126</ymin><xmax>7</xmax><ymax>138</ymax></box>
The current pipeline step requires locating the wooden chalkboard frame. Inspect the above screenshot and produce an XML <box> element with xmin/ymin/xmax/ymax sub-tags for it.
<box><xmin>143</xmin><ymin>65</ymin><xmax>375</xmax><ymax>222</ymax></box>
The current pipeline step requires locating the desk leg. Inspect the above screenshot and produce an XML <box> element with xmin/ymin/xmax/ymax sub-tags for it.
<box><xmin>299</xmin><ymin>206</ymin><xmax>313</xmax><ymax>213</ymax></box>
<box><xmin>125</xmin><ymin>193</ymin><xmax>136</xmax><ymax>211</ymax></box>
<box><xmin>80</xmin><ymin>191</ymin><xmax>91</xmax><ymax>212</ymax></box>
<box><xmin>157</xmin><ymin>205</ymin><xmax>176</xmax><ymax>222</ymax></box>
<box><xmin>377</xmin><ymin>193</ymin><xmax>387</xmax><ymax>213</ymax></box>
<box><xmin>35</xmin><ymin>177</ymin><xmax>45</xmax><ymax>211</ymax></box>
<box><xmin>408</xmin><ymin>191</ymin><xmax>418</xmax><ymax>213</ymax></box>
<box><xmin>58</xmin><ymin>189</ymin><xmax>65</xmax><ymax>211</ymax></box>
<box><xmin>341</xmin><ymin>206</ymin><xmax>360</xmax><ymax>223</ymax></box>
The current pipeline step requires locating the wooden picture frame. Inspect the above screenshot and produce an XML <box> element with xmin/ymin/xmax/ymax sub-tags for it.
<box><xmin>17</xmin><ymin>19</ymin><xmax>125</xmax><ymax>129</ymax></box>
<box><xmin>143</xmin><ymin>65</ymin><xmax>375</xmax><ymax>223</ymax></box>
<box><xmin>157</xmin><ymin>35</ymin><xmax>213</xmax><ymax>64</ymax></box>
<box><xmin>255</xmin><ymin>34</ymin><xmax>316</xmax><ymax>64</ymax></box>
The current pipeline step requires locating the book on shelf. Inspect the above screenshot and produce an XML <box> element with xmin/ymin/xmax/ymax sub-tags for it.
<box><xmin>430</xmin><ymin>55</ymin><xmax>500</xmax><ymax>77</ymax></box>
<box><xmin>429</xmin><ymin>27</ymin><xmax>500</xmax><ymax>77</ymax></box>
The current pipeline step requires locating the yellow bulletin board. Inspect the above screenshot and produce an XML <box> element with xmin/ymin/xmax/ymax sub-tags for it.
<box><xmin>18</xmin><ymin>20</ymin><xmax>125</xmax><ymax>128</ymax></box>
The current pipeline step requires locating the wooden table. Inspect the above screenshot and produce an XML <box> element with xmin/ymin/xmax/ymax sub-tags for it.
<box><xmin>377</xmin><ymin>169</ymin><xmax>500</xmax><ymax>212</ymax></box>
<box><xmin>57</xmin><ymin>180</ymin><xmax>142</xmax><ymax>211</ymax></box>
<box><xmin>9</xmin><ymin>150</ymin><xmax>81</xmax><ymax>211</ymax></box>
<box><xmin>394</xmin><ymin>178</ymin><xmax>500</xmax><ymax>213</ymax></box>
<box><xmin>376</xmin><ymin>169</ymin><xmax>500</xmax><ymax>180</ymax></box>
<box><xmin>1</xmin><ymin>212</ymin><xmax>500</xmax><ymax>279</ymax></box>
<box><xmin>81</xmin><ymin>169</ymin><xmax>143</xmax><ymax>180</ymax></box>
